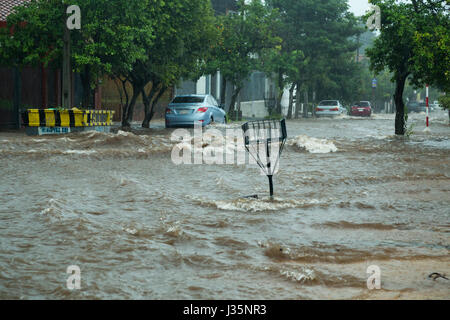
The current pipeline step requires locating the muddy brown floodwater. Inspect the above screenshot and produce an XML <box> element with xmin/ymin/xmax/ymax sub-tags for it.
<box><xmin>0</xmin><ymin>111</ymin><xmax>449</xmax><ymax>299</ymax></box>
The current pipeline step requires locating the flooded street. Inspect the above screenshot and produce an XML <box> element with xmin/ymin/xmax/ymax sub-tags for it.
<box><xmin>0</xmin><ymin>111</ymin><xmax>449</xmax><ymax>300</ymax></box>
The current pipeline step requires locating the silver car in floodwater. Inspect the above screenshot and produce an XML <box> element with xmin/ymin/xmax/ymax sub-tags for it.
<box><xmin>315</xmin><ymin>100</ymin><xmax>344</xmax><ymax>117</ymax></box>
<box><xmin>165</xmin><ymin>94</ymin><xmax>227</xmax><ymax>128</ymax></box>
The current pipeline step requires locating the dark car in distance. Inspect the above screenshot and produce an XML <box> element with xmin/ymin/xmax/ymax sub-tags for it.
<box><xmin>407</xmin><ymin>101</ymin><xmax>429</xmax><ymax>113</ymax></box>
<box><xmin>350</xmin><ymin>101</ymin><xmax>372</xmax><ymax>117</ymax></box>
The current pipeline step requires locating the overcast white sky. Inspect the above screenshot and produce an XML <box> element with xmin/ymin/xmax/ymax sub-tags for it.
<box><xmin>348</xmin><ymin>0</ymin><xmax>371</xmax><ymax>16</ymax></box>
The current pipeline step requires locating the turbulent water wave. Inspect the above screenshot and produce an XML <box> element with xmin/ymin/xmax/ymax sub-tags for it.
<box><xmin>254</xmin><ymin>264</ymin><xmax>317</xmax><ymax>284</ymax></box>
<box><xmin>189</xmin><ymin>196</ymin><xmax>322</xmax><ymax>212</ymax></box>
<box><xmin>287</xmin><ymin>135</ymin><xmax>338</xmax><ymax>153</ymax></box>
<box><xmin>0</xmin><ymin>130</ymin><xmax>178</xmax><ymax>159</ymax></box>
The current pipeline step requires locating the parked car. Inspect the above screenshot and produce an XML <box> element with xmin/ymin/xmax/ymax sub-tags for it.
<box><xmin>165</xmin><ymin>94</ymin><xmax>227</xmax><ymax>128</ymax></box>
<box><xmin>350</xmin><ymin>101</ymin><xmax>372</xmax><ymax>117</ymax></box>
<box><xmin>432</xmin><ymin>101</ymin><xmax>440</xmax><ymax>109</ymax></box>
<box><xmin>407</xmin><ymin>101</ymin><xmax>427</xmax><ymax>113</ymax></box>
<box><xmin>315</xmin><ymin>100</ymin><xmax>343</xmax><ymax>117</ymax></box>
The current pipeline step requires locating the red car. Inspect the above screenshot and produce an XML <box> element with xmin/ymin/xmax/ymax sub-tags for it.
<box><xmin>350</xmin><ymin>101</ymin><xmax>372</xmax><ymax>117</ymax></box>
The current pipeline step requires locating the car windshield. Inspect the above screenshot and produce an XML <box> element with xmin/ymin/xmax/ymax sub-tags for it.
<box><xmin>360</xmin><ymin>102</ymin><xmax>370</xmax><ymax>107</ymax></box>
<box><xmin>319</xmin><ymin>101</ymin><xmax>338</xmax><ymax>106</ymax></box>
<box><xmin>172</xmin><ymin>96</ymin><xmax>205</xmax><ymax>104</ymax></box>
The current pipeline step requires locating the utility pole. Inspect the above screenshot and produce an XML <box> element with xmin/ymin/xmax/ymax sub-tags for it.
<box><xmin>62</xmin><ymin>4</ymin><xmax>81</xmax><ymax>109</ymax></box>
<box><xmin>372</xmin><ymin>78</ymin><xmax>377</xmax><ymax>111</ymax></box>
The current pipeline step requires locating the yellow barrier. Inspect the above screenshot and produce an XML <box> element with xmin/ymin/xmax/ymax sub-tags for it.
<box><xmin>22</xmin><ymin>109</ymin><xmax>115</xmax><ymax>127</ymax></box>
<box><xmin>85</xmin><ymin>110</ymin><xmax>114</xmax><ymax>126</ymax></box>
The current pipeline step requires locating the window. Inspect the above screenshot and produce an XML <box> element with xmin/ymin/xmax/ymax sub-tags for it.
<box><xmin>172</xmin><ymin>96</ymin><xmax>205</xmax><ymax>104</ymax></box>
<box><xmin>319</xmin><ymin>100</ymin><xmax>338</xmax><ymax>106</ymax></box>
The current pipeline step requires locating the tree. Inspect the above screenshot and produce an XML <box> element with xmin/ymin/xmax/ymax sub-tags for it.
<box><xmin>0</xmin><ymin>0</ymin><xmax>157</xmax><ymax>110</ymax></box>
<box><xmin>138</xmin><ymin>0</ymin><xmax>218</xmax><ymax>128</ymax></box>
<box><xmin>366</xmin><ymin>0</ymin><xmax>449</xmax><ymax>135</ymax></box>
<box><xmin>410</xmin><ymin>1</ymin><xmax>449</xmax><ymax>92</ymax></box>
<box><xmin>438</xmin><ymin>94</ymin><xmax>450</xmax><ymax>122</ymax></box>
<box><xmin>267</xmin><ymin>0</ymin><xmax>362</xmax><ymax>119</ymax></box>
<box><xmin>207</xmin><ymin>0</ymin><xmax>281</xmax><ymax>117</ymax></box>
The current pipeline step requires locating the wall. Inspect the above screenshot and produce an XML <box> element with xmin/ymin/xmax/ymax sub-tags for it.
<box><xmin>101</xmin><ymin>78</ymin><xmax>174</xmax><ymax>122</ymax></box>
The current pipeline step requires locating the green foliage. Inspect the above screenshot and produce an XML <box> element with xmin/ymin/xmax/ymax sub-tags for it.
<box><xmin>438</xmin><ymin>95</ymin><xmax>450</xmax><ymax>111</ymax></box>
<box><xmin>366</xmin><ymin>0</ymin><xmax>449</xmax><ymax>96</ymax></box>
<box><xmin>0</xmin><ymin>0</ymin><xmax>218</xmax><ymax>126</ymax></box>
<box><xmin>264</xmin><ymin>0</ymin><xmax>363</xmax><ymax>110</ymax></box>
<box><xmin>406</xmin><ymin>122</ymin><xmax>415</xmax><ymax>137</ymax></box>
<box><xmin>365</xmin><ymin>0</ymin><xmax>449</xmax><ymax>134</ymax></box>
<box><xmin>206</xmin><ymin>0</ymin><xmax>281</xmax><ymax>111</ymax></box>
<box><xmin>412</xmin><ymin>17</ymin><xmax>450</xmax><ymax>92</ymax></box>
<box><xmin>0</xmin><ymin>0</ymin><xmax>158</xmax><ymax>87</ymax></box>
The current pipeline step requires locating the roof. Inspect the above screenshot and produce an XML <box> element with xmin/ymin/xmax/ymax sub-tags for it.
<box><xmin>0</xmin><ymin>0</ymin><xmax>30</xmax><ymax>21</ymax></box>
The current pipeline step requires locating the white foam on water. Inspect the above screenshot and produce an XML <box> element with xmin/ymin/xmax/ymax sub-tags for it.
<box><xmin>190</xmin><ymin>196</ymin><xmax>322</xmax><ymax>212</ymax></box>
<box><xmin>280</xmin><ymin>268</ymin><xmax>316</xmax><ymax>283</ymax></box>
<box><xmin>124</xmin><ymin>227</ymin><xmax>138</xmax><ymax>235</ymax></box>
<box><xmin>64</xmin><ymin>150</ymin><xmax>97</xmax><ymax>155</ymax></box>
<box><xmin>117</xmin><ymin>130</ymin><xmax>132</xmax><ymax>137</ymax></box>
<box><xmin>288</xmin><ymin>135</ymin><xmax>338</xmax><ymax>154</ymax></box>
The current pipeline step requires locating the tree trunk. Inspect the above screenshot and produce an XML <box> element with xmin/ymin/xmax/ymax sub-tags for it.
<box><xmin>287</xmin><ymin>83</ymin><xmax>295</xmax><ymax>119</ymax></box>
<box><xmin>312</xmin><ymin>88</ymin><xmax>316</xmax><ymax>118</ymax></box>
<box><xmin>276</xmin><ymin>69</ymin><xmax>284</xmax><ymax>115</ymax></box>
<box><xmin>122</xmin><ymin>83</ymin><xmax>143</xmax><ymax>127</ymax></box>
<box><xmin>229</xmin><ymin>86</ymin><xmax>242</xmax><ymax>120</ymax></box>
<box><xmin>142</xmin><ymin>85</ymin><xmax>167</xmax><ymax>128</ymax></box>
<box><xmin>294</xmin><ymin>82</ymin><xmax>301</xmax><ymax>119</ymax></box>
<box><xmin>393</xmin><ymin>74</ymin><xmax>408</xmax><ymax>135</ymax></box>
<box><xmin>303</xmin><ymin>86</ymin><xmax>309</xmax><ymax>118</ymax></box>
<box><xmin>141</xmin><ymin>81</ymin><xmax>161</xmax><ymax>127</ymax></box>
<box><xmin>120</xmin><ymin>78</ymin><xmax>129</xmax><ymax>127</ymax></box>
<box><xmin>220</xmin><ymin>76</ymin><xmax>227</xmax><ymax>108</ymax></box>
